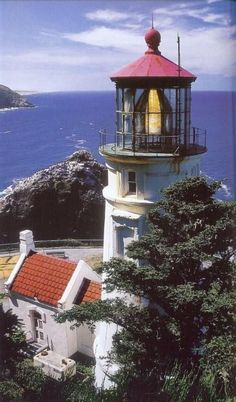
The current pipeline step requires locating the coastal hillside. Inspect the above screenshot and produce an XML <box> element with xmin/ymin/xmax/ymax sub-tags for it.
<box><xmin>0</xmin><ymin>151</ymin><xmax>106</xmax><ymax>243</ymax></box>
<box><xmin>0</xmin><ymin>84</ymin><xmax>33</xmax><ymax>109</ymax></box>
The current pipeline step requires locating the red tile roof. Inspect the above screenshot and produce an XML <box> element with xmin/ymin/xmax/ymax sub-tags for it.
<box><xmin>11</xmin><ymin>252</ymin><xmax>77</xmax><ymax>306</ymax></box>
<box><xmin>111</xmin><ymin>53</ymin><xmax>196</xmax><ymax>80</ymax></box>
<box><xmin>74</xmin><ymin>278</ymin><xmax>101</xmax><ymax>305</ymax></box>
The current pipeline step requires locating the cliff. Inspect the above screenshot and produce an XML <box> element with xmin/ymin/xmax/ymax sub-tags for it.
<box><xmin>0</xmin><ymin>151</ymin><xmax>106</xmax><ymax>243</ymax></box>
<box><xmin>0</xmin><ymin>84</ymin><xmax>33</xmax><ymax>109</ymax></box>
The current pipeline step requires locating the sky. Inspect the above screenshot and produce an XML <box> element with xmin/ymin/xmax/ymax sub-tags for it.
<box><xmin>0</xmin><ymin>0</ymin><xmax>235</xmax><ymax>92</ymax></box>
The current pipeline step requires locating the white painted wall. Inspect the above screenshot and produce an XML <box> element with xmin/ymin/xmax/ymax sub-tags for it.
<box><xmin>8</xmin><ymin>295</ymin><xmax>72</xmax><ymax>356</ymax></box>
<box><xmin>105</xmin><ymin>155</ymin><xmax>200</xmax><ymax>203</ymax></box>
<box><xmin>76</xmin><ymin>325</ymin><xmax>95</xmax><ymax>358</ymax></box>
<box><xmin>102</xmin><ymin>155</ymin><xmax>201</xmax><ymax>263</ymax></box>
<box><xmin>95</xmin><ymin>153</ymin><xmax>202</xmax><ymax>387</ymax></box>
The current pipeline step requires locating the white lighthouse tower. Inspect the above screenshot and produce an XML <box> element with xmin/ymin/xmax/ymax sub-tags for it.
<box><xmin>94</xmin><ymin>26</ymin><xmax>207</xmax><ymax>387</ymax></box>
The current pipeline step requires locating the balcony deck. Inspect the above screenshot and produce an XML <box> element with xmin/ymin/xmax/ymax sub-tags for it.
<box><xmin>99</xmin><ymin>128</ymin><xmax>207</xmax><ymax>159</ymax></box>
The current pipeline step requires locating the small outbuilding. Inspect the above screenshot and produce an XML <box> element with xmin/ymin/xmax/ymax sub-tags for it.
<box><xmin>5</xmin><ymin>230</ymin><xmax>101</xmax><ymax>359</ymax></box>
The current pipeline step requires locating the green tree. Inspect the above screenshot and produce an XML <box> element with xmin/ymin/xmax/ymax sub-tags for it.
<box><xmin>0</xmin><ymin>305</ymin><xmax>27</xmax><ymax>375</ymax></box>
<box><xmin>59</xmin><ymin>177</ymin><xmax>236</xmax><ymax>401</ymax></box>
<box><xmin>0</xmin><ymin>306</ymin><xmax>48</xmax><ymax>402</ymax></box>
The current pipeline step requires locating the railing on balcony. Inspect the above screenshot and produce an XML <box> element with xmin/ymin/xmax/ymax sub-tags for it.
<box><xmin>99</xmin><ymin>127</ymin><xmax>207</xmax><ymax>156</ymax></box>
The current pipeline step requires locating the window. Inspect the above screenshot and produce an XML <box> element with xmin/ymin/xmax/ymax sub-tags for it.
<box><xmin>128</xmin><ymin>171</ymin><xmax>136</xmax><ymax>194</ymax></box>
<box><xmin>34</xmin><ymin>311</ymin><xmax>44</xmax><ymax>344</ymax></box>
<box><xmin>116</xmin><ymin>225</ymin><xmax>134</xmax><ymax>257</ymax></box>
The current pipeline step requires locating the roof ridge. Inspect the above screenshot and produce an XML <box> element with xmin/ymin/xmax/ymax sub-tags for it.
<box><xmin>32</xmin><ymin>251</ymin><xmax>77</xmax><ymax>265</ymax></box>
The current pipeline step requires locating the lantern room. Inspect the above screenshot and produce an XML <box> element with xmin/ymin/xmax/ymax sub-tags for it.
<box><xmin>100</xmin><ymin>27</ymin><xmax>206</xmax><ymax>157</ymax></box>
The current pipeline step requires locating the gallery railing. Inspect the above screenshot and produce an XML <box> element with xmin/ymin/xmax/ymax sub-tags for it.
<box><xmin>99</xmin><ymin>127</ymin><xmax>207</xmax><ymax>155</ymax></box>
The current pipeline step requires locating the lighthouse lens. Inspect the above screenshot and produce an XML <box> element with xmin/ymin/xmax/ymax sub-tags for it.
<box><xmin>135</xmin><ymin>89</ymin><xmax>172</xmax><ymax>136</ymax></box>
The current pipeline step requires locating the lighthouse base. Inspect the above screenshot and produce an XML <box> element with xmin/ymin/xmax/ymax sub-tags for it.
<box><xmin>94</xmin><ymin>323</ymin><xmax>119</xmax><ymax>389</ymax></box>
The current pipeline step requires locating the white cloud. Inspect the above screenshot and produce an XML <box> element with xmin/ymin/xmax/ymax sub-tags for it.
<box><xmin>3</xmin><ymin>51</ymin><xmax>90</xmax><ymax>67</ymax></box>
<box><xmin>62</xmin><ymin>26</ymin><xmax>144</xmax><ymax>53</ymax></box>
<box><xmin>1</xmin><ymin>42</ymin><xmax>142</xmax><ymax>86</ymax></box>
<box><xmin>38</xmin><ymin>18</ymin><xmax>235</xmax><ymax>78</ymax></box>
<box><xmin>160</xmin><ymin>25</ymin><xmax>236</xmax><ymax>77</ymax></box>
<box><xmin>40</xmin><ymin>31</ymin><xmax>57</xmax><ymax>38</ymax></box>
<box><xmin>86</xmin><ymin>9</ymin><xmax>128</xmax><ymax>22</ymax></box>
<box><xmin>122</xmin><ymin>23</ymin><xmax>143</xmax><ymax>30</ymax></box>
<box><xmin>156</xmin><ymin>17</ymin><xmax>174</xmax><ymax>29</ymax></box>
<box><xmin>4</xmin><ymin>19</ymin><xmax>235</xmax><ymax>88</ymax></box>
<box><xmin>85</xmin><ymin>8</ymin><xmax>145</xmax><ymax>24</ymax></box>
<box><xmin>3</xmin><ymin>68</ymin><xmax>113</xmax><ymax>92</ymax></box>
<box><xmin>153</xmin><ymin>4</ymin><xmax>229</xmax><ymax>26</ymax></box>
<box><xmin>207</xmin><ymin>0</ymin><xmax>223</xmax><ymax>3</ymax></box>
<box><xmin>2</xmin><ymin>48</ymin><xmax>124</xmax><ymax>68</ymax></box>
<box><xmin>59</xmin><ymin>14</ymin><xmax>236</xmax><ymax>77</ymax></box>
<box><xmin>1</xmin><ymin>49</ymin><xmax>117</xmax><ymax>91</ymax></box>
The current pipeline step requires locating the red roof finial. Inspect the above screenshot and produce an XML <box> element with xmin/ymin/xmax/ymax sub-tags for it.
<box><xmin>145</xmin><ymin>27</ymin><xmax>161</xmax><ymax>55</ymax></box>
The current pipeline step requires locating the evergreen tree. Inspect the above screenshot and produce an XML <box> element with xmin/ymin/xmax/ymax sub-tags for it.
<box><xmin>0</xmin><ymin>305</ymin><xmax>47</xmax><ymax>401</ymax></box>
<box><xmin>0</xmin><ymin>304</ymin><xmax>27</xmax><ymax>374</ymax></box>
<box><xmin>59</xmin><ymin>177</ymin><xmax>236</xmax><ymax>400</ymax></box>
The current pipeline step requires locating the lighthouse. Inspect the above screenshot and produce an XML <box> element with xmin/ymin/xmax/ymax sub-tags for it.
<box><xmin>94</xmin><ymin>26</ymin><xmax>207</xmax><ymax>387</ymax></box>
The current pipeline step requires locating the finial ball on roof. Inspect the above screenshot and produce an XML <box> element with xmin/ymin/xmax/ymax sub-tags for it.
<box><xmin>145</xmin><ymin>28</ymin><xmax>161</xmax><ymax>51</ymax></box>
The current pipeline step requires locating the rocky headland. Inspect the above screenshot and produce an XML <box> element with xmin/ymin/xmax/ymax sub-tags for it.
<box><xmin>0</xmin><ymin>151</ymin><xmax>107</xmax><ymax>243</ymax></box>
<box><xmin>0</xmin><ymin>84</ymin><xmax>33</xmax><ymax>109</ymax></box>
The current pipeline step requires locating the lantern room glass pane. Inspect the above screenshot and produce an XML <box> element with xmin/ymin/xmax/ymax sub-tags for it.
<box><xmin>124</xmin><ymin>89</ymin><xmax>133</xmax><ymax>112</ymax></box>
<box><xmin>117</xmin><ymin>88</ymin><xmax>123</xmax><ymax>111</ymax></box>
<box><xmin>123</xmin><ymin>113</ymin><xmax>132</xmax><ymax>135</ymax></box>
<box><xmin>135</xmin><ymin>89</ymin><xmax>147</xmax><ymax>134</ymax></box>
<box><xmin>117</xmin><ymin>111</ymin><xmax>122</xmax><ymax>133</ymax></box>
<box><xmin>114</xmin><ymin>84</ymin><xmax>194</xmax><ymax>153</ymax></box>
<box><xmin>135</xmin><ymin>89</ymin><xmax>145</xmax><ymax>105</ymax></box>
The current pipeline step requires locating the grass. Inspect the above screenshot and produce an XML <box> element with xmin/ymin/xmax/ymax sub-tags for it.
<box><xmin>82</xmin><ymin>254</ymin><xmax>103</xmax><ymax>271</ymax></box>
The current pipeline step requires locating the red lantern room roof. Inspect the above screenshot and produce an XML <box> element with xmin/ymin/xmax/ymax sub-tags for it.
<box><xmin>111</xmin><ymin>27</ymin><xmax>196</xmax><ymax>82</ymax></box>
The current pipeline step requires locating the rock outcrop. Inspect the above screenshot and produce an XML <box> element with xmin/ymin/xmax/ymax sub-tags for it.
<box><xmin>0</xmin><ymin>151</ymin><xmax>107</xmax><ymax>243</ymax></box>
<box><xmin>0</xmin><ymin>84</ymin><xmax>33</xmax><ymax>109</ymax></box>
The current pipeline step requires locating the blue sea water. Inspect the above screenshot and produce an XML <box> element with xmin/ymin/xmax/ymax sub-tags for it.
<box><xmin>0</xmin><ymin>91</ymin><xmax>235</xmax><ymax>200</ymax></box>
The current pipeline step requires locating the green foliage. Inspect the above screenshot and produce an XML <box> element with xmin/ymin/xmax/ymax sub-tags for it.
<box><xmin>0</xmin><ymin>308</ymin><xmax>49</xmax><ymax>402</ymax></box>
<box><xmin>62</xmin><ymin>361</ymin><xmax>96</xmax><ymax>402</ymax></box>
<box><xmin>59</xmin><ymin>177</ymin><xmax>236</xmax><ymax>401</ymax></box>
<box><xmin>155</xmin><ymin>363</ymin><xmax>234</xmax><ymax>402</ymax></box>
<box><xmin>14</xmin><ymin>359</ymin><xmax>46</xmax><ymax>394</ymax></box>
<box><xmin>162</xmin><ymin>363</ymin><xmax>197</xmax><ymax>402</ymax></box>
<box><xmin>0</xmin><ymin>379</ymin><xmax>24</xmax><ymax>402</ymax></box>
<box><xmin>0</xmin><ymin>306</ymin><xmax>27</xmax><ymax>374</ymax></box>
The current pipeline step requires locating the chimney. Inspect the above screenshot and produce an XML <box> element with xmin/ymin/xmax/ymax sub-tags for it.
<box><xmin>19</xmin><ymin>230</ymin><xmax>35</xmax><ymax>255</ymax></box>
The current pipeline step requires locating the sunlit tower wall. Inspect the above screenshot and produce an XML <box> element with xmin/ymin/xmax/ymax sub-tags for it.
<box><xmin>94</xmin><ymin>26</ymin><xmax>207</xmax><ymax>388</ymax></box>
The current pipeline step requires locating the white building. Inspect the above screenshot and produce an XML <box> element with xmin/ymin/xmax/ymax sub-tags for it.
<box><xmin>94</xmin><ymin>26</ymin><xmax>207</xmax><ymax>387</ymax></box>
<box><xmin>5</xmin><ymin>230</ymin><xmax>101</xmax><ymax>363</ymax></box>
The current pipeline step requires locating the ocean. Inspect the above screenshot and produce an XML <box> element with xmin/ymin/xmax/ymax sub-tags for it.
<box><xmin>0</xmin><ymin>91</ymin><xmax>235</xmax><ymax>200</ymax></box>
